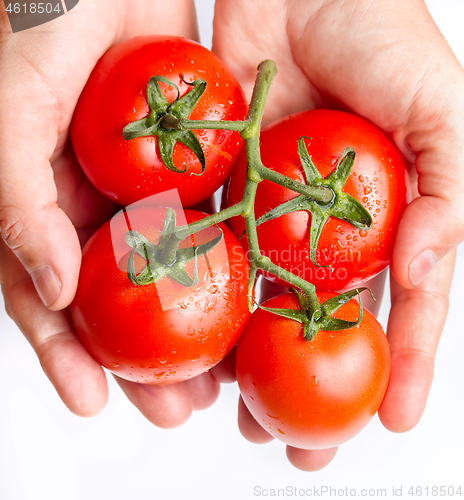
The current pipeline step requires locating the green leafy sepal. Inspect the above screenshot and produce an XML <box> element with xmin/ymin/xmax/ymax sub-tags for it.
<box><xmin>122</xmin><ymin>76</ymin><xmax>207</xmax><ymax>175</ymax></box>
<box><xmin>255</xmin><ymin>138</ymin><xmax>373</xmax><ymax>267</ymax></box>
<box><xmin>256</xmin><ymin>287</ymin><xmax>373</xmax><ymax>341</ymax></box>
<box><xmin>125</xmin><ymin>208</ymin><xmax>223</xmax><ymax>287</ymax></box>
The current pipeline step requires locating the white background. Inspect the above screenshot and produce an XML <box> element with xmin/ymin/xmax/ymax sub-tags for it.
<box><xmin>1</xmin><ymin>1</ymin><xmax>464</xmax><ymax>499</ymax></box>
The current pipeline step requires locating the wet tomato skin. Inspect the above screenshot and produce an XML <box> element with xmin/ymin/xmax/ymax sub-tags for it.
<box><xmin>235</xmin><ymin>291</ymin><xmax>391</xmax><ymax>449</ymax></box>
<box><xmin>226</xmin><ymin>109</ymin><xmax>408</xmax><ymax>290</ymax></box>
<box><xmin>70</xmin><ymin>207</ymin><xmax>250</xmax><ymax>385</ymax></box>
<box><xmin>71</xmin><ymin>36</ymin><xmax>248</xmax><ymax>207</ymax></box>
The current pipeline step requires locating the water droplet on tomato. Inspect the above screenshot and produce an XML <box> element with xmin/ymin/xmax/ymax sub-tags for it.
<box><xmin>266</xmin><ymin>413</ymin><xmax>279</xmax><ymax>419</ymax></box>
<box><xmin>335</xmin><ymin>238</ymin><xmax>345</xmax><ymax>249</ymax></box>
<box><xmin>311</xmin><ymin>375</ymin><xmax>319</xmax><ymax>387</ymax></box>
<box><xmin>112</xmin><ymin>362</ymin><xmax>119</xmax><ymax>368</ymax></box>
<box><xmin>358</xmin><ymin>175</ymin><xmax>365</xmax><ymax>182</ymax></box>
<box><xmin>363</xmin><ymin>185</ymin><xmax>372</xmax><ymax>195</ymax></box>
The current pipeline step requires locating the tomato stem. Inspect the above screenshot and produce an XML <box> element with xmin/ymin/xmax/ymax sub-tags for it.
<box><xmin>124</xmin><ymin>58</ymin><xmax>375</xmax><ymax>337</ymax></box>
<box><xmin>171</xmin><ymin>59</ymin><xmax>325</xmax><ymax>313</ymax></box>
<box><xmin>164</xmin><ymin>116</ymin><xmax>249</xmax><ymax>132</ymax></box>
<box><xmin>255</xmin><ymin>165</ymin><xmax>334</xmax><ymax>203</ymax></box>
<box><xmin>174</xmin><ymin>198</ymin><xmax>247</xmax><ymax>241</ymax></box>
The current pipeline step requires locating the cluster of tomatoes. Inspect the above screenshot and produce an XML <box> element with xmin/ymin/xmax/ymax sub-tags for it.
<box><xmin>69</xmin><ymin>36</ymin><xmax>407</xmax><ymax>450</ymax></box>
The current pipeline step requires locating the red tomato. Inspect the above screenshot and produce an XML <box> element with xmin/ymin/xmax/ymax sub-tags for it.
<box><xmin>70</xmin><ymin>207</ymin><xmax>250</xmax><ymax>384</ymax></box>
<box><xmin>235</xmin><ymin>291</ymin><xmax>390</xmax><ymax>449</ymax></box>
<box><xmin>71</xmin><ymin>36</ymin><xmax>248</xmax><ymax>207</ymax></box>
<box><xmin>226</xmin><ymin>109</ymin><xmax>408</xmax><ymax>290</ymax></box>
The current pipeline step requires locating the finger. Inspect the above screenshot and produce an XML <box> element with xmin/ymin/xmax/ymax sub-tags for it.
<box><xmin>1</xmin><ymin>246</ymin><xmax>108</xmax><ymax>417</ymax></box>
<box><xmin>115</xmin><ymin>377</ymin><xmax>193</xmax><ymax>429</ymax></box>
<box><xmin>184</xmin><ymin>372</ymin><xmax>221</xmax><ymax>411</ymax></box>
<box><xmin>210</xmin><ymin>347</ymin><xmax>237</xmax><ymax>383</ymax></box>
<box><xmin>120</xmin><ymin>0</ymin><xmax>198</xmax><ymax>42</ymax></box>
<box><xmin>378</xmin><ymin>249</ymin><xmax>455</xmax><ymax>432</ymax></box>
<box><xmin>391</xmin><ymin>139</ymin><xmax>464</xmax><ymax>288</ymax></box>
<box><xmin>0</xmin><ymin>71</ymin><xmax>81</xmax><ymax>310</ymax></box>
<box><xmin>238</xmin><ymin>396</ymin><xmax>274</xmax><ymax>444</ymax></box>
<box><xmin>286</xmin><ymin>446</ymin><xmax>338</xmax><ymax>472</ymax></box>
<box><xmin>238</xmin><ymin>396</ymin><xmax>338</xmax><ymax>470</ymax></box>
<box><xmin>212</xmin><ymin>0</ymin><xmax>321</xmax><ymax>125</ymax></box>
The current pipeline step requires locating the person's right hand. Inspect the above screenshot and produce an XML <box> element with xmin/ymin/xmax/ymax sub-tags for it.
<box><xmin>0</xmin><ymin>0</ymin><xmax>221</xmax><ymax>426</ymax></box>
<box><xmin>212</xmin><ymin>0</ymin><xmax>464</xmax><ymax>471</ymax></box>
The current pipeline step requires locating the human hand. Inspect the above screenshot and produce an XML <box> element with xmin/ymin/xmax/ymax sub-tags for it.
<box><xmin>0</xmin><ymin>0</ymin><xmax>221</xmax><ymax>427</ymax></box>
<box><xmin>212</xmin><ymin>0</ymin><xmax>464</xmax><ymax>470</ymax></box>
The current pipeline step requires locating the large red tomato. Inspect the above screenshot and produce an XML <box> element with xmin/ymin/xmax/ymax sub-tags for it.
<box><xmin>71</xmin><ymin>36</ymin><xmax>248</xmax><ymax>207</ymax></box>
<box><xmin>227</xmin><ymin>109</ymin><xmax>408</xmax><ymax>290</ymax></box>
<box><xmin>70</xmin><ymin>207</ymin><xmax>250</xmax><ymax>384</ymax></box>
<box><xmin>235</xmin><ymin>291</ymin><xmax>390</xmax><ymax>449</ymax></box>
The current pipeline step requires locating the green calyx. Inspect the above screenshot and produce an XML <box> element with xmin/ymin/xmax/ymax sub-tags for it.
<box><xmin>255</xmin><ymin>137</ymin><xmax>373</xmax><ymax>267</ymax></box>
<box><xmin>257</xmin><ymin>288</ymin><xmax>372</xmax><ymax>341</ymax></box>
<box><xmin>122</xmin><ymin>75</ymin><xmax>207</xmax><ymax>175</ymax></box>
<box><xmin>125</xmin><ymin>208</ymin><xmax>223</xmax><ymax>287</ymax></box>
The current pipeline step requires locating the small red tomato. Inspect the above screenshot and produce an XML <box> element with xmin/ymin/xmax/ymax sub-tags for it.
<box><xmin>227</xmin><ymin>109</ymin><xmax>408</xmax><ymax>290</ymax></box>
<box><xmin>235</xmin><ymin>291</ymin><xmax>390</xmax><ymax>449</ymax></box>
<box><xmin>71</xmin><ymin>36</ymin><xmax>248</xmax><ymax>207</ymax></box>
<box><xmin>71</xmin><ymin>207</ymin><xmax>250</xmax><ymax>384</ymax></box>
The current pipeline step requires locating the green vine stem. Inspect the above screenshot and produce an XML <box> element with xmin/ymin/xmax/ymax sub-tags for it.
<box><xmin>124</xmin><ymin>59</ymin><xmax>372</xmax><ymax>339</ymax></box>
<box><xmin>169</xmin><ymin>60</ymin><xmax>325</xmax><ymax>319</ymax></box>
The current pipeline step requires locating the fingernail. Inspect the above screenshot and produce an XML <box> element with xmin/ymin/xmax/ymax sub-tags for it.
<box><xmin>409</xmin><ymin>249</ymin><xmax>438</xmax><ymax>287</ymax></box>
<box><xmin>30</xmin><ymin>265</ymin><xmax>62</xmax><ymax>307</ymax></box>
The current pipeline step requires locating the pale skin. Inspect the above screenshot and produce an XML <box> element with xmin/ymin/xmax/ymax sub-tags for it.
<box><xmin>0</xmin><ymin>0</ymin><xmax>462</xmax><ymax>472</ymax></box>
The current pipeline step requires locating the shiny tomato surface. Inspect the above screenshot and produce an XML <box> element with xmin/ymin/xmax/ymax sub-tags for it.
<box><xmin>235</xmin><ymin>291</ymin><xmax>390</xmax><ymax>449</ymax></box>
<box><xmin>227</xmin><ymin>109</ymin><xmax>408</xmax><ymax>290</ymax></box>
<box><xmin>72</xmin><ymin>36</ymin><xmax>248</xmax><ymax>207</ymax></box>
<box><xmin>71</xmin><ymin>207</ymin><xmax>250</xmax><ymax>384</ymax></box>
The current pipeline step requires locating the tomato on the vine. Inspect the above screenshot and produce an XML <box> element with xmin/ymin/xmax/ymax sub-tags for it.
<box><xmin>235</xmin><ymin>291</ymin><xmax>390</xmax><ymax>450</ymax></box>
<box><xmin>70</xmin><ymin>207</ymin><xmax>251</xmax><ymax>384</ymax></box>
<box><xmin>71</xmin><ymin>36</ymin><xmax>248</xmax><ymax>208</ymax></box>
<box><xmin>226</xmin><ymin>109</ymin><xmax>408</xmax><ymax>290</ymax></box>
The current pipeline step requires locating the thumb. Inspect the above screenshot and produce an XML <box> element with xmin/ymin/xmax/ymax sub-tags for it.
<box><xmin>0</xmin><ymin>75</ymin><xmax>80</xmax><ymax>311</ymax></box>
<box><xmin>391</xmin><ymin>92</ymin><xmax>464</xmax><ymax>288</ymax></box>
<box><xmin>0</xmin><ymin>201</ymin><xmax>81</xmax><ymax>310</ymax></box>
